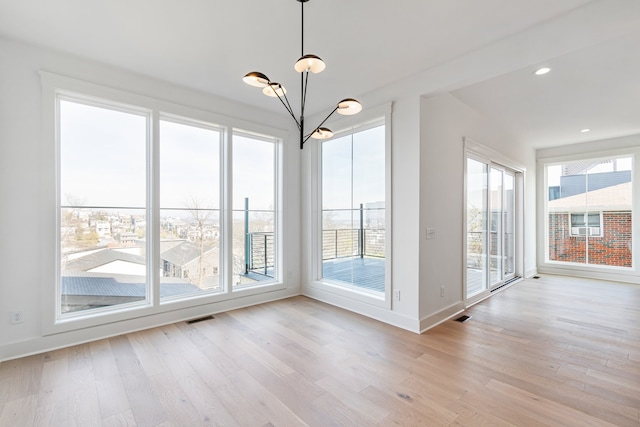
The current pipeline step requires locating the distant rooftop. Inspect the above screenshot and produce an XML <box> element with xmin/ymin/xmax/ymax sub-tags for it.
<box><xmin>548</xmin><ymin>181</ymin><xmax>631</xmax><ymax>212</ymax></box>
<box><xmin>62</xmin><ymin>272</ymin><xmax>200</xmax><ymax>297</ymax></box>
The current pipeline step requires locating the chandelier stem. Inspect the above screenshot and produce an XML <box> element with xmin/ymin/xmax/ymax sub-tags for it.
<box><xmin>301</xmin><ymin>71</ymin><xmax>309</xmax><ymax>119</ymax></box>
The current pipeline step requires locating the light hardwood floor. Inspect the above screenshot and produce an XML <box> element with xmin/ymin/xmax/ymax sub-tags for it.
<box><xmin>1</xmin><ymin>275</ymin><xmax>639</xmax><ymax>426</ymax></box>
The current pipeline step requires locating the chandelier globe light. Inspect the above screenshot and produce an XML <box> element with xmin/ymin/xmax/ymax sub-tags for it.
<box><xmin>243</xmin><ymin>0</ymin><xmax>362</xmax><ymax>149</ymax></box>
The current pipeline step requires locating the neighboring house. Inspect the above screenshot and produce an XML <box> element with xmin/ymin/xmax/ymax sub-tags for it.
<box><xmin>116</xmin><ymin>232</ymin><xmax>138</xmax><ymax>245</ymax></box>
<box><xmin>93</xmin><ymin>220</ymin><xmax>111</xmax><ymax>237</ymax></box>
<box><xmin>62</xmin><ymin>247</ymin><xmax>200</xmax><ymax>312</ymax></box>
<box><xmin>548</xmin><ymin>181</ymin><xmax>632</xmax><ymax>266</ymax></box>
<box><xmin>160</xmin><ymin>240</ymin><xmax>219</xmax><ymax>289</ymax></box>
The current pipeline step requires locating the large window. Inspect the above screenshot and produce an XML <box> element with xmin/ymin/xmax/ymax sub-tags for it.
<box><xmin>53</xmin><ymin>85</ymin><xmax>282</xmax><ymax>324</ymax></box>
<box><xmin>545</xmin><ymin>156</ymin><xmax>632</xmax><ymax>267</ymax></box>
<box><xmin>321</xmin><ymin>123</ymin><xmax>386</xmax><ymax>296</ymax></box>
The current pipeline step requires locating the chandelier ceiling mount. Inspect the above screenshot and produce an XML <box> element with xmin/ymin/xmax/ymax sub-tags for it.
<box><xmin>243</xmin><ymin>0</ymin><xmax>362</xmax><ymax>149</ymax></box>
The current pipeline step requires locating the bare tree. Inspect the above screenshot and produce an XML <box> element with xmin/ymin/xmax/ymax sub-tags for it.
<box><xmin>184</xmin><ymin>194</ymin><xmax>213</xmax><ymax>288</ymax></box>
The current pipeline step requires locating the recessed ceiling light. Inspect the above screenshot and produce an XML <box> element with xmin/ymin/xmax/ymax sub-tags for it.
<box><xmin>534</xmin><ymin>67</ymin><xmax>551</xmax><ymax>76</ymax></box>
<box><xmin>580</xmin><ymin>128</ymin><xmax>591</xmax><ymax>133</ymax></box>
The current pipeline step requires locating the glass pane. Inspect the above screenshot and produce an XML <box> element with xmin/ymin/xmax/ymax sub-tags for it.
<box><xmin>322</xmin><ymin>125</ymin><xmax>386</xmax><ymax>294</ymax></box>
<box><xmin>353</xmin><ymin>126</ymin><xmax>386</xmax><ymax>209</ymax></box>
<box><xmin>160</xmin><ymin>120</ymin><xmax>221</xmax><ymax>299</ymax></box>
<box><xmin>322</xmin><ymin>135</ymin><xmax>352</xmax><ymax>210</ymax></box>
<box><xmin>504</xmin><ymin>173</ymin><xmax>515</xmax><ymax>277</ymax></box>
<box><xmin>586</xmin><ymin>157</ymin><xmax>632</xmax><ymax>267</ymax></box>
<box><xmin>466</xmin><ymin>158</ymin><xmax>487</xmax><ymax>297</ymax></box>
<box><xmin>547</xmin><ymin>157</ymin><xmax>632</xmax><ymax>267</ymax></box>
<box><xmin>59</xmin><ymin>100</ymin><xmax>147</xmax><ymax>314</ymax></box>
<box><xmin>232</xmin><ymin>134</ymin><xmax>276</xmax><ymax>287</ymax></box>
<box><xmin>490</xmin><ymin>168</ymin><xmax>503</xmax><ymax>284</ymax></box>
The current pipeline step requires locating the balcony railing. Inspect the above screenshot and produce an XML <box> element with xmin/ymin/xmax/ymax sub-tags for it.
<box><xmin>322</xmin><ymin>228</ymin><xmax>385</xmax><ymax>260</ymax></box>
<box><xmin>246</xmin><ymin>231</ymin><xmax>274</xmax><ymax>277</ymax></box>
<box><xmin>322</xmin><ymin>205</ymin><xmax>385</xmax><ymax>260</ymax></box>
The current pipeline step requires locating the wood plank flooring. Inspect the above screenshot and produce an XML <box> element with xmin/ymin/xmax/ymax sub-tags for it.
<box><xmin>1</xmin><ymin>274</ymin><xmax>639</xmax><ymax>426</ymax></box>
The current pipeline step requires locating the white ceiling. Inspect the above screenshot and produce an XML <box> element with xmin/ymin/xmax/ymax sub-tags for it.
<box><xmin>1</xmin><ymin>0</ymin><xmax>639</xmax><ymax>148</ymax></box>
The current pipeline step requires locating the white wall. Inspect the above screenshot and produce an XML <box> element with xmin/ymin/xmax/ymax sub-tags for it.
<box><xmin>418</xmin><ymin>93</ymin><xmax>537</xmax><ymax>328</ymax></box>
<box><xmin>0</xmin><ymin>37</ymin><xmax>302</xmax><ymax>361</ymax></box>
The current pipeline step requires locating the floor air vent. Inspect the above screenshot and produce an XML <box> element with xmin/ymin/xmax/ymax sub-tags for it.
<box><xmin>504</xmin><ymin>276</ymin><xmax>521</xmax><ymax>285</ymax></box>
<box><xmin>186</xmin><ymin>315</ymin><xmax>214</xmax><ymax>324</ymax></box>
<box><xmin>491</xmin><ymin>276</ymin><xmax>522</xmax><ymax>292</ymax></box>
<box><xmin>455</xmin><ymin>315</ymin><xmax>471</xmax><ymax>322</ymax></box>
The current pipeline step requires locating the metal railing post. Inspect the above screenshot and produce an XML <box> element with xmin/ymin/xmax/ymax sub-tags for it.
<box><xmin>359</xmin><ymin>204</ymin><xmax>364</xmax><ymax>258</ymax></box>
<box><xmin>244</xmin><ymin>198</ymin><xmax>249</xmax><ymax>274</ymax></box>
<box><xmin>264</xmin><ymin>233</ymin><xmax>268</xmax><ymax>275</ymax></box>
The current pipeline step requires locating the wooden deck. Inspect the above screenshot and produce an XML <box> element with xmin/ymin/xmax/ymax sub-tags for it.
<box><xmin>322</xmin><ymin>257</ymin><xmax>385</xmax><ymax>293</ymax></box>
<box><xmin>1</xmin><ymin>274</ymin><xmax>639</xmax><ymax>426</ymax></box>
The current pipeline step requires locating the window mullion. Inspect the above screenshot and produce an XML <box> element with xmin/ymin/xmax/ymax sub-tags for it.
<box><xmin>222</xmin><ymin>128</ymin><xmax>233</xmax><ymax>294</ymax></box>
<box><xmin>150</xmin><ymin>110</ymin><xmax>161</xmax><ymax>307</ymax></box>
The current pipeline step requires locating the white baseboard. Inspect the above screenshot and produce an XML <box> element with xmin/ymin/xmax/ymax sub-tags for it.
<box><xmin>419</xmin><ymin>302</ymin><xmax>465</xmax><ymax>333</ymax></box>
<box><xmin>1</xmin><ymin>288</ymin><xmax>299</xmax><ymax>362</ymax></box>
<box><xmin>302</xmin><ymin>284</ymin><xmax>420</xmax><ymax>333</ymax></box>
<box><xmin>525</xmin><ymin>267</ymin><xmax>538</xmax><ymax>278</ymax></box>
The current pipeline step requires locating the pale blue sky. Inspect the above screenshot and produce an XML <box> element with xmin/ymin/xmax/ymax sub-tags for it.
<box><xmin>60</xmin><ymin>100</ymin><xmax>275</xmax><ymax>212</ymax></box>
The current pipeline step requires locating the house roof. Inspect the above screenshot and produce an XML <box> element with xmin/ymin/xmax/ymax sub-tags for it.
<box><xmin>161</xmin><ymin>241</ymin><xmax>217</xmax><ymax>266</ymax></box>
<box><xmin>61</xmin><ymin>272</ymin><xmax>200</xmax><ymax>297</ymax></box>
<box><xmin>548</xmin><ymin>181</ymin><xmax>632</xmax><ymax>212</ymax></box>
<box><xmin>65</xmin><ymin>248</ymin><xmax>145</xmax><ymax>271</ymax></box>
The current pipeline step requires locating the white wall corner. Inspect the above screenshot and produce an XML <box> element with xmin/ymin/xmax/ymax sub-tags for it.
<box><xmin>525</xmin><ymin>267</ymin><xmax>538</xmax><ymax>279</ymax></box>
<box><xmin>419</xmin><ymin>302</ymin><xmax>465</xmax><ymax>333</ymax></box>
<box><xmin>301</xmin><ymin>284</ymin><xmax>421</xmax><ymax>333</ymax></box>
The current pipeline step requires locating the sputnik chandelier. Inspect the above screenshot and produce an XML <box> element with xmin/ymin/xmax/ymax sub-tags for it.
<box><xmin>243</xmin><ymin>0</ymin><xmax>362</xmax><ymax>149</ymax></box>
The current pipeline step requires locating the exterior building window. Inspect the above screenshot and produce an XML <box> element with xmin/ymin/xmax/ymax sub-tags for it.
<box><xmin>569</xmin><ymin>212</ymin><xmax>601</xmax><ymax>236</ymax></box>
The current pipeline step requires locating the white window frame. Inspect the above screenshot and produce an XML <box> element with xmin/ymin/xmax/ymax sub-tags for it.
<box><xmin>41</xmin><ymin>72</ymin><xmax>285</xmax><ymax>335</ymax></box>
<box><xmin>537</xmin><ymin>146</ymin><xmax>639</xmax><ymax>281</ymax></box>
<box><xmin>308</xmin><ymin>102</ymin><xmax>392</xmax><ymax>309</ymax></box>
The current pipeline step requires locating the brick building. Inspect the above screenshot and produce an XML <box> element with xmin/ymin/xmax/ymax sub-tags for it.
<box><xmin>548</xmin><ymin>181</ymin><xmax>632</xmax><ymax>266</ymax></box>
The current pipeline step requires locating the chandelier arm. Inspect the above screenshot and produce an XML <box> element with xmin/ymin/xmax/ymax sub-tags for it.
<box><xmin>312</xmin><ymin>105</ymin><xmax>339</xmax><ymax>133</ymax></box>
<box><xmin>281</xmin><ymin>92</ymin><xmax>300</xmax><ymax>129</ymax></box>
<box><xmin>273</xmin><ymin>90</ymin><xmax>300</xmax><ymax>129</ymax></box>
<box><xmin>301</xmin><ymin>105</ymin><xmax>339</xmax><ymax>146</ymax></box>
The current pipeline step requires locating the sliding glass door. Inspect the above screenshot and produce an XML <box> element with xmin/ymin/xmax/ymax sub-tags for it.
<box><xmin>466</xmin><ymin>157</ymin><xmax>518</xmax><ymax>299</ymax></box>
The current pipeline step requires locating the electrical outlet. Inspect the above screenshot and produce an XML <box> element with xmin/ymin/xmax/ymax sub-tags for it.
<box><xmin>393</xmin><ymin>290</ymin><xmax>401</xmax><ymax>301</ymax></box>
<box><xmin>10</xmin><ymin>311</ymin><xmax>24</xmax><ymax>325</ymax></box>
<box><xmin>440</xmin><ymin>286</ymin><xmax>445</xmax><ymax>297</ymax></box>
